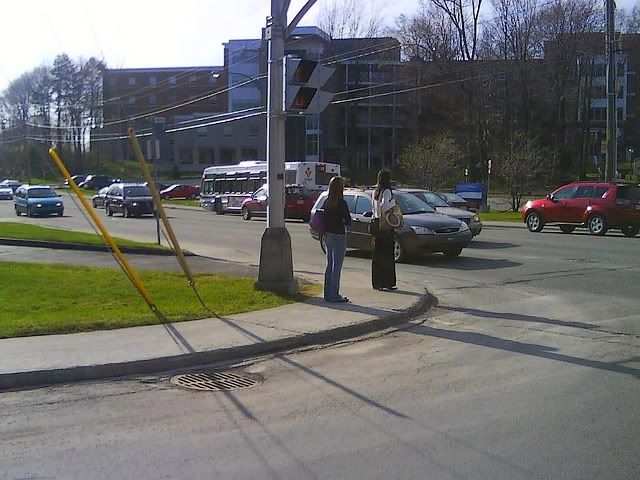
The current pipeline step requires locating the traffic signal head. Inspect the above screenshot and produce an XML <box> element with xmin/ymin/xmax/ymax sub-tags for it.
<box><xmin>284</xmin><ymin>56</ymin><xmax>335</xmax><ymax>114</ymax></box>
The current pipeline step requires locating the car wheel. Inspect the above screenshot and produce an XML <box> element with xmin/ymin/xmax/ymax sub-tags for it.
<box><xmin>92</xmin><ymin>199</ymin><xmax>97</xmax><ymax>208</ymax></box>
<box><xmin>559</xmin><ymin>225</ymin><xmax>576</xmax><ymax>234</ymax></box>
<box><xmin>393</xmin><ymin>237</ymin><xmax>406</xmax><ymax>263</ymax></box>
<box><xmin>621</xmin><ymin>224</ymin><xmax>640</xmax><ymax>238</ymax></box>
<box><xmin>107</xmin><ymin>206</ymin><xmax>113</xmax><ymax>217</ymax></box>
<box><xmin>241</xmin><ymin>206</ymin><xmax>252</xmax><ymax>220</ymax></box>
<box><xmin>587</xmin><ymin>214</ymin><xmax>608</xmax><ymax>236</ymax></box>
<box><xmin>123</xmin><ymin>206</ymin><xmax>130</xmax><ymax>218</ymax></box>
<box><xmin>526</xmin><ymin>211</ymin><xmax>544</xmax><ymax>232</ymax></box>
<box><xmin>443</xmin><ymin>248</ymin><xmax>463</xmax><ymax>258</ymax></box>
<box><xmin>320</xmin><ymin>235</ymin><xmax>327</xmax><ymax>254</ymax></box>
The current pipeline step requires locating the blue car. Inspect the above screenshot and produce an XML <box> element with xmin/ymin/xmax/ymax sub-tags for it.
<box><xmin>14</xmin><ymin>185</ymin><xmax>64</xmax><ymax>217</ymax></box>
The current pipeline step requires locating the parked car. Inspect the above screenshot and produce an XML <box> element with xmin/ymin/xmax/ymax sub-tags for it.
<box><xmin>91</xmin><ymin>187</ymin><xmax>110</xmax><ymax>208</ymax></box>
<box><xmin>0</xmin><ymin>185</ymin><xmax>14</xmax><ymax>200</ymax></box>
<box><xmin>78</xmin><ymin>175</ymin><xmax>115</xmax><ymax>190</ymax></box>
<box><xmin>242</xmin><ymin>184</ymin><xmax>317</xmax><ymax>222</ymax></box>
<box><xmin>14</xmin><ymin>185</ymin><xmax>63</xmax><ymax>217</ymax></box>
<box><xmin>105</xmin><ymin>183</ymin><xmax>155</xmax><ymax>217</ymax></box>
<box><xmin>404</xmin><ymin>189</ymin><xmax>482</xmax><ymax>236</ymax></box>
<box><xmin>143</xmin><ymin>181</ymin><xmax>170</xmax><ymax>192</ymax></box>
<box><xmin>522</xmin><ymin>182</ymin><xmax>640</xmax><ymax>237</ymax></box>
<box><xmin>436</xmin><ymin>192</ymin><xmax>471</xmax><ymax>211</ymax></box>
<box><xmin>64</xmin><ymin>174</ymin><xmax>88</xmax><ymax>187</ymax></box>
<box><xmin>160</xmin><ymin>184</ymin><xmax>200</xmax><ymax>200</ymax></box>
<box><xmin>1</xmin><ymin>179</ymin><xmax>21</xmax><ymax>193</ymax></box>
<box><xmin>310</xmin><ymin>189</ymin><xmax>472</xmax><ymax>262</ymax></box>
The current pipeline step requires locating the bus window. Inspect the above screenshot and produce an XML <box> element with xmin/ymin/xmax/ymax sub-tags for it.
<box><xmin>285</xmin><ymin>170</ymin><xmax>296</xmax><ymax>185</ymax></box>
<box><xmin>315</xmin><ymin>164</ymin><xmax>334</xmax><ymax>186</ymax></box>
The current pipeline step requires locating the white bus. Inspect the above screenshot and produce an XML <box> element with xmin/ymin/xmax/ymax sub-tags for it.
<box><xmin>200</xmin><ymin>161</ymin><xmax>340</xmax><ymax>214</ymax></box>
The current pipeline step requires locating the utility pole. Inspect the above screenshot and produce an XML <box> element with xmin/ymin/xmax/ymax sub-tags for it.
<box><xmin>257</xmin><ymin>0</ymin><xmax>318</xmax><ymax>295</ymax></box>
<box><xmin>605</xmin><ymin>0</ymin><xmax>617</xmax><ymax>182</ymax></box>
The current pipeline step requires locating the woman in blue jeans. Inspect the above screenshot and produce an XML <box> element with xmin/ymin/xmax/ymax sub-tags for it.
<box><xmin>323</xmin><ymin>176</ymin><xmax>351</xmax><ymax>303</ymax></box>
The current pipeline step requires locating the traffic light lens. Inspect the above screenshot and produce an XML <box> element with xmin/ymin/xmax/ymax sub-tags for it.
<box><xmin>293</xmin><ymin>87</ymin><xmax>317</xmax><ymax>109</ymax></box>
<box><xmin>293</xmin><ymin>60</ymin><xmax>316</xmax><ymax>83</ymax></box>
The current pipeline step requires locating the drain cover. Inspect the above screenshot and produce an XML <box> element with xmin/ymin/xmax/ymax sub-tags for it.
<box><xmin>170</xmin><ymin>371</ymin><xmax>261</xmax><ymax>392</ymax></box>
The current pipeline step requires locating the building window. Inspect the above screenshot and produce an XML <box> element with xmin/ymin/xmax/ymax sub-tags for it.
<box><xmin>179</xmin><ymin>148</ymin><xmax>194</xmax><ymax>164</ymax></box>
<box><xmin>149</xmin><ymin>95</ymin><xmax>157</xmax><ymax>106</ymax></box>
<box><xmin>199</xmin><ymin>147</ymin><xmax>215</xmax><ymax>165</ymax></box>
<box><xmin>128</xmin><ymin>96</ymin><xmax>136</xmax><ymax>105</ymax></box>
<box><xmin>306</xmin><ymin>115</ymin><xmax>319</xmax><ymax>131</ymax></box>
<box><xmin>590</xmin><ymin>85</ymin><xmax>606</xmax><ymax>99</ymax></box>
<box><xmin>209</xmin><ymin>96</ymin><xmax>218</xmax><ymax>105</ymax></box>
<box><xmin>220</xmin><ymin>148</ymin><xmax>236</xmax><ymax>163</ymax></box>
<box><xmin>149</xmin><ymin>76</ymin><xmax>157</xmax><ymax>86</ymax></box>
<box><xmin>197</xmin><ymin>126</ymin><xmax>207</xmax><ymax>137</ymax></box>
<box><xmin>594</xmin><ymin>64</ymin><xmax>606</xmax><ymax>77</ymax></box>
<box><xmin>128</xmin><ymin>77</ymin><xmax>136</xmax><ymax>86</ymax></box>
<box><xmin>617</xmin><ymin>108</ymin><xmax>624</xmax><ymax>122</ymax></box>
<box><xmin>169</xmin><ymin>94</ymin><xmax>177</xmax><ymax>104</ymax></box>
<box><xmin>241</xmin><ymin>148</ymin><xmax>258</xmax><ymax>160</ymax></box>
<box><xmin>169</xmin><ymin>76</ymin><xmax>177</xmax><ymax>85</ymax></box>
<box><xmin>223</xmin><ymin>125</ymin><xmax>233</xmax><ymax>137</ymax></box>
<box><xmin>305</xmin><ymin>133</ymin><xmax>319</xmax><ymax>156</ymax></box>
<box><xmin>618</xmin><ymin>85</ymin><xmax>624</xmax><ymax>98</ymax></box>
<box><xmin>249</xmin><ymin>125</ymin><xmax>260</xmax><ymax>137</ymax></box>
<box><xmin>189</xmin><ymin>75</ymin><xmax>197</xmax><ymax>84</ymax></box>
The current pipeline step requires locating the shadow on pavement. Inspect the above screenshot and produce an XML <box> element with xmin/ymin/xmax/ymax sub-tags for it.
<box><xmin>346</xmin><ymin>250</ymin><xmax>522</xmax><ymax>271</ymax></box>
<box><xmin>467</xmin><ymin>240</ymin><xmax>519</xmax><ymax>250</ymax></box>
<box><xmin>407</xmin><ymin>324</ymin><xmax>640</xmax><ymax>380</ymax></box>
<box><xmin>437</xmin><ymin>305</ymin><xmax>600</xmax><ymax>331</ymax></box>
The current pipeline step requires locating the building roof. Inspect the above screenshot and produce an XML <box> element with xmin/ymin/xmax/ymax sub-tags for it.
<box><xmin>105</xmin><ymin>66</ymin><xmax>224</xmax><ymax>74</ymax></box>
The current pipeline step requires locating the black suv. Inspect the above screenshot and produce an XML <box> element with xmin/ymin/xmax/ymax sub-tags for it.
<box><xmin>79</xmin><ymin>175</ymin><xmax>116</xmax><ymax>190</ymax></box>
<box><xmin>105</xmin><ymin>183</ymin><xmax>155</xmax><ymax>218</ymax></box>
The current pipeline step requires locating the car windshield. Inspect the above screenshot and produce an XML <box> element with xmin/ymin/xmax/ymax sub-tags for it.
<box><xmin>124</xmin><ymin>186</ymin><xmax>151</xmax><ymax>197</ymax></box>
<box><xmin>413</xmin><ymin>191</ymin><xmax>448</xmax><ymax>208</ymax></box>
<box><xmin>395</xmin><ymin>192</ymin><xmax>433</xmax><ymax>215</ymax></box>
<box><xmin>28</xmin><ymin>188</ymin><xmax>56</xmax><ymax>198</ymax></box>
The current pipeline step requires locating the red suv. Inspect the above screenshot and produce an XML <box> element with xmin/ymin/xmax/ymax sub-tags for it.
<box><xmin>522</xmin><ymin>182</ymin><xmax>640</xmax><ymax>237</ymax></box>
<box><xmin>241</xmin><ymin>184</ymin><xmax>317</xmax><ymax>222</ymax></box>
<box><xmin>160</xmin><ymin>184</ymin><xmax>200</xmax><ymax>200</ymax></box>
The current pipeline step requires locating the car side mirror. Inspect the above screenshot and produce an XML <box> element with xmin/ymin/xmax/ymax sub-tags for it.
<box><xmin>363</xmin><ymin>211</ymin><xmax>373</xmax><ymax>218</ymax></box>
<box><xmin>547</xmin><ymin>194</ymin><xmax>556</xmax><ymax>202</ymax></box>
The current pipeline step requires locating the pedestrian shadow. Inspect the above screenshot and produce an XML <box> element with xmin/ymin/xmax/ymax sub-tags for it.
<box><xmin>410</xmin><ymin>256</ymin><xmax>522</xmax><ymax>271</ymax></box>
<box><xmin>406</xmin><ymin>323</ymin><xmax>640</xmax><ymax>379</ymax></box>
<box><xmin>437</xmin><ymin>305</ymin><xmax>600</xmax><ymax>331</ymax></box>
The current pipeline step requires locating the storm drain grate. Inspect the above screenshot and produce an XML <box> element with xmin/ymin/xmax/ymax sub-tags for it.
<box><xmin>170</xmin><ymin>371</ymin><xmax>261</xmax><ymax>392</ymax></box>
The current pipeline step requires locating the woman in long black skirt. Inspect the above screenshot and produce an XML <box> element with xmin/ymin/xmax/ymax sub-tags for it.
<box><xmin>371</xmin><ymin>170</ymin><xmax>397</xmax><ymax>290</ymax></box>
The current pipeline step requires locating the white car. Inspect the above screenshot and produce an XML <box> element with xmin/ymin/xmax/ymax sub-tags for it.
<box><xmin>0</xmin><ymin>185</ymin><xmax>14</xmax><ymax>200</ymax></box>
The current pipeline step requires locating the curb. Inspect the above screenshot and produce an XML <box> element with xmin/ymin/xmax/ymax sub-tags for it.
<box><xmin>0</xmin><ymin>290</ymin><xmax>437</xmax><ymax>390</ymax></box>
<box><xmin>0</xmin><ymin>237</ymin><xmax>194</xmax><ymax>256</ymax></box>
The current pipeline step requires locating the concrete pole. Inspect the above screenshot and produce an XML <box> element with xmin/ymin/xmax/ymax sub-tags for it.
<box><xmin>257</xmin><ymin>0</ymin><xmax>298</xmax><ymax>295</ymax></box>
<box><xmin>605</xmin><ymin>0</ymin><xmax>617</xmax><ymax>182</ymax></box>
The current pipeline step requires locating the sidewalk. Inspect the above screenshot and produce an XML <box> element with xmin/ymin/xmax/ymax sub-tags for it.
<box><xmin>0</xmin><ymin>248</ymin><xmax>433</xmax><ymax>390</ymax></box>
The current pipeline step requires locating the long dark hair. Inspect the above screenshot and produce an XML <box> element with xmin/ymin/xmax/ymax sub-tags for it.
<box><xmin>374</xmin><ymin>170</ymin><xmax>392</xmax><ymax>200</ymax></box>
<box><xmin>326</xmin><ymin>176</ymin><xmax>345</xmax><ymax>209</ymax></box>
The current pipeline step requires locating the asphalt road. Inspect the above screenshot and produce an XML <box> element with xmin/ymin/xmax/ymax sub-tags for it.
<box><xmin>1</xmin><ymin>197</ymin><xmax>639</xmax><ymax>479</ymax></box>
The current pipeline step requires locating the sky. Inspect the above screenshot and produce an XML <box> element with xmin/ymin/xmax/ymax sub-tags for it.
<box><xmin>0</xmin><ymin>0</ymin><xmax>635</xmax><ymax>92</ymax></box>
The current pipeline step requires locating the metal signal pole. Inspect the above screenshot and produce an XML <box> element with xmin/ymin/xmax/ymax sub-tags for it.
<box><xmin>605</xmin><ymin>0</ymin><xmax>617</xmax><ymax>182</ymax></box>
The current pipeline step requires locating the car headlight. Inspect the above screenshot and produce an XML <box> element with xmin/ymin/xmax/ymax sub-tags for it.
<box><xmin>56</xmin><ymin>202</ymin><xmax>62</xmax><ymax>207</ymax></box>
<box><xmin>36</xmin><ymin>203</ymin><xmax>42</xmax><ymax>208</ymax></box>
<box><xmin>460</xmin><ymin>221</ymin><xmax>470</xmax><ymax>231</ymax></box>
<box><xmin>411</xmin><ymin>226</ymin><xmax>435</xmax><ymax>235</ymax></box>
<box><xmin>472</xmin><ymin>214</ymin><xmax>480</xmax><ymax>222</ymax></box>
<box><xmin>132</xmin><ymin>202</ymin><xmax>138</xmax><ymax>207</ymax></box>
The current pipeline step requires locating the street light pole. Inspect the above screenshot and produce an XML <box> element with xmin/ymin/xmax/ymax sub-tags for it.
<box><xmin>257</xmin><ymin>0</ymin><xmax>297</xmax><ymax>295</ymax></box>
<box><xmin>605</xmin><ymin>0</ymin><xmax>617</xmax><ymax>182</ymax></box>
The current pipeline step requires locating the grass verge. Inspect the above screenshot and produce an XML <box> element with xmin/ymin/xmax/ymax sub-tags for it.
<box><xmin>0</xmin><ymin>222</ymin><xmax>166</xmax><ymax>251</ymax></box>
<box><xmin>479</xmin><ymin>211</ymin><xmax>523</xmax><ymax>222</ymax></box>
<box><xmin>0</xmin><ymin>261</ymin><xmax>297</xmax><ymax>338</ymax></box>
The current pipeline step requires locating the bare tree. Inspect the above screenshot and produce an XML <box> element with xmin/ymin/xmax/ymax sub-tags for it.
<box><xmin>430</xmin><ymin>0</ymin><xmax>484</xmax><ymax>62</ymax></box>
<box><xmin>399</xmin><ymin>133</ymin><xmax>461</xmax><ymax>190</ymax></box>
<box><xmin>316</xmin><ymin>0</ymin><xmax>386</xmax><ymax>38</ymax></box>
<box><xmin>494</xmin><ymin>131</ymin><xmax>548</xmax><ymax>211</ymax></box>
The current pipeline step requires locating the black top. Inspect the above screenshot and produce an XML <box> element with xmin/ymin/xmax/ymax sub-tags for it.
<box><xmin>324</xmin><ymin>198</ymin><xmax>351</xmax><ymax>235</ymax></box>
